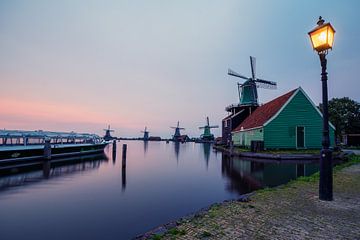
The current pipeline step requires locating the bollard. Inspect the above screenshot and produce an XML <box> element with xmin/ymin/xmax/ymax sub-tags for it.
<box><xmin>122</xmin><ymin>144</ymin><xmax>127</xmax><ymax>168</ymax></box>
<box><xmin>43</xmin><ymin>139</ymin><xmax>52</xmax><ymax>160</ymax></box>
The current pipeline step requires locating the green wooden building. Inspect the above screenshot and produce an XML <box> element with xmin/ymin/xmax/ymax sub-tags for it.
<box><xmin>232</xmin><ymin>87</ymin><xmax>335</xmax><ymax>149</ymax></box>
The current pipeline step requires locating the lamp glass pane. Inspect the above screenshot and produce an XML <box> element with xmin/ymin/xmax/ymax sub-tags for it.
<box><xmin>310</xmin><ymin>27</ymin><xmax>328</xmax><ymax>49</ymax></box>
<box><xmin>327</xmin><ymin>26</ymin><xmax>335</xmax><ymax>48</ymax></box>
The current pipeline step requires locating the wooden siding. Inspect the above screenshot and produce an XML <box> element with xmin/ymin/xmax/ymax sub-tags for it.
<box><xmin>232</xmin><ymin>128</ymin><xmax>264</xmax><ymax>147</ymax></box>
<box><xmin>264</xmin><ymin>90</ymin><xmax>335</xmax><ymax>149</ymax></box>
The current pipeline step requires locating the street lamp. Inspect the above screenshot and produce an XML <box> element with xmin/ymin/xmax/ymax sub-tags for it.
<box><xmin>308</xmin><ymin>16</ymin><xmax>336</xmax><ymax>201</ymax></box>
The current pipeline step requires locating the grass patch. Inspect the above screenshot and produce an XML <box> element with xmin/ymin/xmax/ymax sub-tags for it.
<box><xmin>334</xmin><ymin>154</ymin><xmax>360</xmax><ymax>171</ymax></box>
<box><xmin>296</xmin><ymin>172</ymin><xmax>320</xmax><ymax>183</ymax></box>
<box><xmin>151</xmin><ymin>234</ymin><xmax>163</xmax><ymax>240</ymax></box>
<box><xmin>168</xmin><ymin>228</ymin><xmax>186</xmax><ymax>236</ymax></box>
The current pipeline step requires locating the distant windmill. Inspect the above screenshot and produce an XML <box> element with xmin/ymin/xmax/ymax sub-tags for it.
<box><xmin>199</xmin><ymin>117</ymin><xmax>218</xmax><ymax>141</ymax></box>
<box><xmin>141</xmin><ymin>126</ymin><xmax>149</xmax><ymax>141</ymax></box>
<box><xmin>103</xmin><ymin>125</ymin><xmax>115</xmax><ymax>141</ymax></box>
<box><xmin>228</xmin><ymin>56</ymin><xmax>277</xmax><ymax>106</ymax></box>
<box><xmin>171</xmin><ymin>121</ymin><xmax>185</xmax><ymax>142</ymax></box>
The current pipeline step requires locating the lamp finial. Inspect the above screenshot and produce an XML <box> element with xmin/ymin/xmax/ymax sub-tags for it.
<box><xmin>317</xmin><ymin>16</ymin><xmax>325</xmax><ymax>26</ymax></box>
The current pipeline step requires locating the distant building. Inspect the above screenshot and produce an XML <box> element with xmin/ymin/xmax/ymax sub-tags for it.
<box><xmin>148</xmin><ymin>136</ymin><xmax>161</xmax><ymax>141</ymax></box>
<box><xmin>342</xmin><ymin>134</ymin><xmax>360</xmax><ymax>146</ymax></box>
<box><xmin>222</xmin><ymin>105</ymin><xmax>256</xmax><ymax>145</ymax></box>
<box><xmin>231</xmin><ymin>87</ymin><xmax>335</xmax><ymax>149</ymax></box>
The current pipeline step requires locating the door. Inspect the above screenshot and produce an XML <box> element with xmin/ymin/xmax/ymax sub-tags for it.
<box><xmin>296</xmin><ymin>126</ymin><xmax>305</xmax><ymax>148</ymax></box>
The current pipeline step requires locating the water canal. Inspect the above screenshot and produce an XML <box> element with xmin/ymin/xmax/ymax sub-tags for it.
<box><xmin>0</xmin><ymin>141</ymin><xmax>319</xmax><ymax>240</ymax></box>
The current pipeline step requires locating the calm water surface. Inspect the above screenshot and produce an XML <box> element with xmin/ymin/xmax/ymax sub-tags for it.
<box><xmin>0</xmin><ymin>141</ymin><xmax>318</xmax><ymax>240</ymax></box>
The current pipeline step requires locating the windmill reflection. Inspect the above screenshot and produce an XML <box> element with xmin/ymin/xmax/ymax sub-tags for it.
<box><xmin>174</xmin><ymin>142</ymin><xmax>180</xmax><ymax>162</ymax></box>
<box><xmin>202</xmin><ymin>143</ymin><xmax>211</xmax><ymax>169</ymax></box>
<box><xmin>143</xmin><ymin>140</ymin><xmax>148</xmax><ymax>155</ymax></box>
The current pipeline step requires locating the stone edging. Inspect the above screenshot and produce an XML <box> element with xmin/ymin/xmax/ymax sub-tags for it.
<box><xmin>133</xmin><ymin>193</ymin><xmax>255</xmax><ymax>240</ymax></box>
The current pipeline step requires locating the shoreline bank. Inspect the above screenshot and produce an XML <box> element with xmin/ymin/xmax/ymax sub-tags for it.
<box><xmin>212</xmin><ymin>145</ymin><xmax>348</xmax><ymax>162</ymax></box>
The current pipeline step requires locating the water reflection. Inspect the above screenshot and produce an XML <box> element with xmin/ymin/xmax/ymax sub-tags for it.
<box><xmin>221</xmin><ymin>154</ymin><xmax>318</xmax><ymax>195</ymax></box>
<box><xmin>143</xmin><ymin>141</ymin><xmax>148</xmax><ymax>155</ymax></box>
<box><xmin>0</xmin><ymin>154</ymin><xmax>107</xmax><ymax>192</ymax></box>
<box><xmin>202</xmin><ymin>143</ymin><xmax>211</xmax><ymax>169</ymax></box>
<box><xmin>0</xmin><ymin>141</ymin><xmax>321</xmax><ymax>240</ymax></box>
<box><xmin>43</xmin><ymin>161</ymin><xmax>51</xmax><ymax>179</ymax></box>
<box><xmin>122</xmin><ymin>167</ymin><xmax>126</xmax><ymax>191</ymax></box>
<box><xmin>174</xmin><ymin>142</ymin><xmax>180</xmax><ymax>161</ymax></box>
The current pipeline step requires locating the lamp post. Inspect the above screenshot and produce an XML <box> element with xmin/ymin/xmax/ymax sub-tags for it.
<box><xmin>308</xmin><ymin>16</ymin><xmax>336</xmax><ymax>201</ymax></box>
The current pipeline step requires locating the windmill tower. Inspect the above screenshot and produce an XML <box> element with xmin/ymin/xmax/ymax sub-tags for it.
<box><xmin>170</xmin><ymin>121</ymin><xmax>186</xmax><ymax>142</ymax></box>
<box><xmin>228</xmin><ymin>56</ymin><xmax>277</xmax><ymax>107</ymax></box>
<box><xmin>222</xmin><ymin>56</ymin><xmax>277</xmax><ymax>145</ymax></box>
<box><xmin>141</xmin><ymin>126</ymin><xmax>149</xmax><ymax>141</ymax></box>
<box><xmin>199</xmin><ymin>117</ymin><xmax>219</xmax><ymax>141</ymax></box>
<box><xmin>103</xmin><ymin>125</ymin><xmax>115</xmax><ymax>141</ymax></box>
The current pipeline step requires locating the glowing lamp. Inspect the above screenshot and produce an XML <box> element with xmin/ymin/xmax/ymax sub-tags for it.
<box><xmin>308</xmin><ymin>16</ymin><xmax>335</xmax><ymax>53</ymax></box>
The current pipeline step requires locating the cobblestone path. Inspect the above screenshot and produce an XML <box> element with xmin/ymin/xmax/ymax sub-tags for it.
<box><xmin>156</xmin><ymin>163</ymin><xmax>360</xmax><ymax>240</ymax></box>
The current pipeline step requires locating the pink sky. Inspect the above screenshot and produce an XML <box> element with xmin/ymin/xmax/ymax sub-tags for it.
<box><xmin>1</xmin><ymin>1</ymin><xmax>359</xmax><ymax>138</ymax></box>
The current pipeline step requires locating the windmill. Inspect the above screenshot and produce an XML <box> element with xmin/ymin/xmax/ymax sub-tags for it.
<box><xmin>170</xmin><ymin>121</ymin><xmax>185</xmax><ymax>142</ymax></box>
<box><xmin>228</xmin><ymin>56</ymin><xmax>277</xmax><ymax>106</ymax></box>
<box><xmin>141</xmin><ymin>126</ymin><xmax>149</xmax><ymax>141</ymax></box>
<box><xmin>103</xmin><ymin>125</ymin><xmax>115</xmax><ymax>141</ymax></box>
<box><xmin>199</xmin><ymin>117</ymin><xmax>219</xmax><ymax>141</ymax></box>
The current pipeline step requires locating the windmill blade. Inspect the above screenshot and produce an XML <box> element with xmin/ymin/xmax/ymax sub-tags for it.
<box><xmin>206</xmin><ymin>117</ymin><xmax>210</xmax><ymax>126</ymax></box>
<box><xmin>178</xmin><ymin>128</ymin><xmax>185</xmax><ymax>130</ymax></box>
<box><xmin>250</xmin><ymin>56</ymin><xmax>256</xmax><ymax>80</ymax></box>
<box><xmin>228</xmin><ymin>69</ymin><xmax>249</xmax><ymax>80</ymax></box>
<box><xmin>209</xmin><ymin>125</ymin><xmax>219</xmax><ymax>128</ymax></box>
<box><xmin>199</xmin><ymin>127</ymin><xmax>205</xmax><ymax>129</ymax></box>
<box><xmin>255</xmin><ymin>78</ymin><xmax>277</xmax><ymax>89</ymax></box>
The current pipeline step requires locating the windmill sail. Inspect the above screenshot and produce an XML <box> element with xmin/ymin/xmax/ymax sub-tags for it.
<box><xmin>228</xmin><ymin>69</ymin><xmax>249</xmax><ymax>80</ymax></box>
<box><xmin>228</xmin><ymin>56</ymin><xmax>277</xmax><ymax>105</ymax></box>
<box><xmin>255</xmin><ymin>78</ymin><xmax>277</xmax><ymax>89</ymax></box>
<box><xmin>250</xmin><ymin>56</ymin><xmax>256</xmax><ymax>80</ymax></box>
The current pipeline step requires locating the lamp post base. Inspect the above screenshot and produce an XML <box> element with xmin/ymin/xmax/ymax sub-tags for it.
<box><xmin>319</xmin><ymin>148</ymin><xmax>333</xmax><ymax>201</ymax></box>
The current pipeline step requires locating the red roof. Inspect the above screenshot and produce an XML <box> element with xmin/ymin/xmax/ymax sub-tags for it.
<box><xmin>233</xmin><ymin>88</ymin><xmax>297</xmax><ymax>131</ymax></box>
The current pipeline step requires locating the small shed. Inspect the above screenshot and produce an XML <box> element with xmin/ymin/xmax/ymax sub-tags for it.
<box><xmin>232</xmin><ymin>87</ymin><xmax>335</xmax><ymax>149</ymax></box>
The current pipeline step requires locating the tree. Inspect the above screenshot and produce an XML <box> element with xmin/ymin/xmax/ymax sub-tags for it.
<box><xmin>320</xmin><ymin>97</ymin><xmax>360</xmax><ymax>141</ymax></box>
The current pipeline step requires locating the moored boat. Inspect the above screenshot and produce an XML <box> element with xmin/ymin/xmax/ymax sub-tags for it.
<box><xmin>0</xmin><ymin>130</ymin><xmax>108</xmax><ymax>165</ymax></box>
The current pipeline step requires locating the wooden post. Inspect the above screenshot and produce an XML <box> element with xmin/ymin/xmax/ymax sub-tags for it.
<box><xmin>112</xmin><ymin>140</ymin><xmax>117</xmax><ymax>163</ymax></box>
<box><xmin>44</xmin><ymin>139</ymin><xmax>51</xmax><ymax>160</ymax></box>
<box><xmin>122</xmin><ymin>167</ymin><xmax>126</xmax><ymax>191</ymax></box>
<box><xmin>122</xmin><ymin>144</ymin><xmax>127</xmax><ymax>168</ymax></box>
